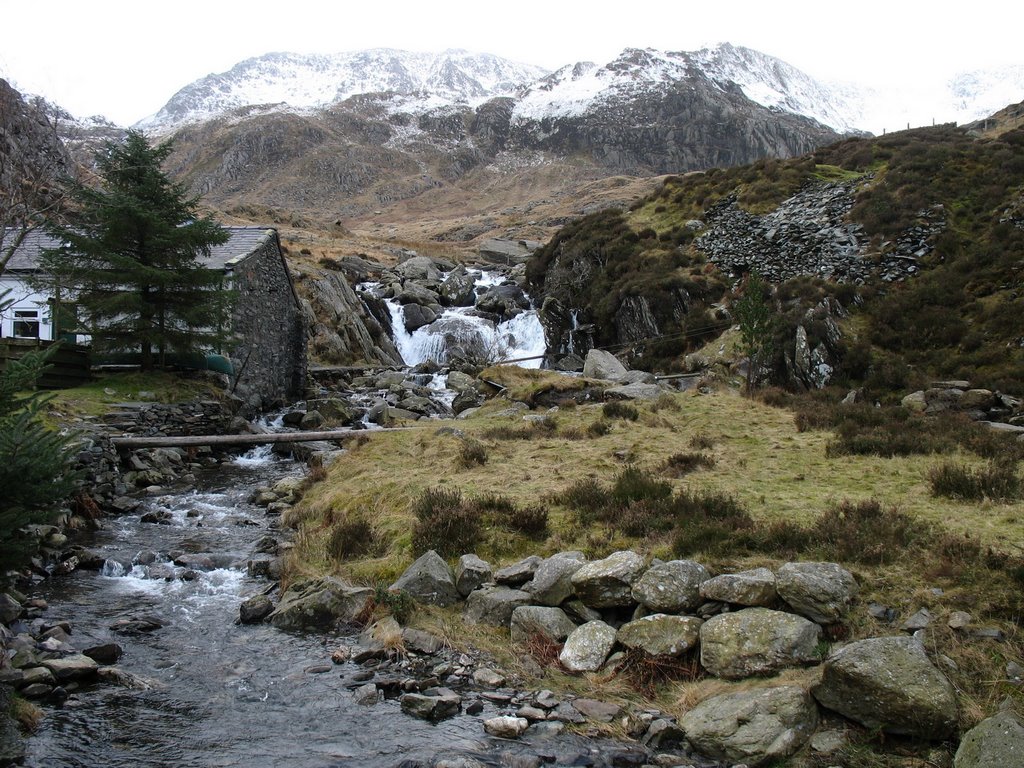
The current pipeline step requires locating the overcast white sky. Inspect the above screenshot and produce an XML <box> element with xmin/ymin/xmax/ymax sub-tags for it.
<box><xmin>1</xmin><ymin>0</ymin><xmax>1021</xmax><ymax>126</ymax></box>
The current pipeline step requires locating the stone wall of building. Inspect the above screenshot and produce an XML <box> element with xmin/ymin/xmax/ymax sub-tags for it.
<box><xmin>227</xmin><ymin>232</ymin><xmax>306</xmax><ymax>413</ymax></box>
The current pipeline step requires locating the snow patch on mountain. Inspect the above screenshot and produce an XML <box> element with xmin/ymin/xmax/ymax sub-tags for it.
<box><xmin>138</xmin><ymin>48</ymin><xmax>548</xmax><ymax>133</ymax></box>
<box><xmin>132</xmin><ymin>44</ymin><xmax>1024</xmax><ymax>138</ymax></box>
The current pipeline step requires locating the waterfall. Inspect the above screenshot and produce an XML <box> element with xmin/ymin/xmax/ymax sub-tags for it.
<box><xmin>372</xmin><ymin>268</ymin><xmax>546</xmax><ymax>369</ymax></box>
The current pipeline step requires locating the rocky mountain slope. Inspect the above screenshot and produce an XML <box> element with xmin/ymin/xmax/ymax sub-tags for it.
<box><xmin>527</xmin><ymin>123</ymin><xmax>1024</xmax><ymax>394</ymax></box>
<box><xmin>154</xmin><ymin>45</ymin><xmax>844</xmax><ymax>239</ymax></box>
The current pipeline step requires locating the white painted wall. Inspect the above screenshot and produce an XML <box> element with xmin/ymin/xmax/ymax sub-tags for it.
<box><xmin>0</xmin><ymin>274</ymin><xmax>88</xmax><ymax>343</ymax></box>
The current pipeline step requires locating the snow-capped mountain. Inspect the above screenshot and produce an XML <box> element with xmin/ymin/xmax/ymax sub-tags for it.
<box><xmin>139</xmin><ymin>49</ymin><xmax>549</xmax><ymax>132</ymax></box>
<box><xmin>512</xmin><ymin>44</ymin><xmax>867</xmax><ymax>134</ymax></box>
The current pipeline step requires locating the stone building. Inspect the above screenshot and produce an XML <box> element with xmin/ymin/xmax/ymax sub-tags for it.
<box><xmin>1</xmin><ymin>226</ymin><xmax>306</xmax><ymax>412</ymax></box>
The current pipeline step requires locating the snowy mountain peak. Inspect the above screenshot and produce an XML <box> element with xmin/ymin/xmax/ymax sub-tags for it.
<box><xmin>139</xmin><ymin>48</ymin><xmax>549</xmax><ymax>132</ymax></box>
<box><xmin>512</xmin><ymin>44</ymin><xmax>863</xmax><ymax>133</ymax></box>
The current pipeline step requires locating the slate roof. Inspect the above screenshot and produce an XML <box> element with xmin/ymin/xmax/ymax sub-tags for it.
<box><xmin>2</xmin><ymin>227</ymin><xmax>277</xmax><ymax>272</ymax></box>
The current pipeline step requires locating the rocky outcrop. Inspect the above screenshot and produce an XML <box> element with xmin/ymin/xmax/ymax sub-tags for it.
<box><xmin>776</xmin><ymin>562</ymin><xmax>858</xmax><ymax>624</ymax></box>
<box><xmin>812</xmin><ymin>636</ymin><xmax>958</xmax><ymax>739</ymax></box>
<box><xmin>695</xmin><ymin>181</ymin><xmax>939</xmax><ymax>285</ymax></box>
<box><xmin>699</xmin><ymin>608</ymin><xmax>822</xmax><ymax>679</ymax></box>
<box><xmin>631</xmin><ymin>560</ymin><xmax>708</xmax><ymax>614</ymax></box>
<box><xmin>293</xmin><ymin>266</ymin><xmax>401</xmax><ymax>366</ymax></box>
<box><xmin>559</xmin><ymin>620</ymin><xmax>618</xmax><ymax>673</ymax></box>
<box><xmin>954</xmin><ymin>710</ymin><xmax>1024</xmax><ymax>768</ymax></box>
<box><xmin>616</xmin><ymin>615</ymin><xmax>703</xmax><ymax>657</ymax></box>
<box><xmin>680</xmin><ymin>686</ymin><xmax>818</xmax><ymax>768</ymax></box>
<box><xmin>267</xmin><ymin>577</ymin><xmax>374</xmax><ymax>631</ymax></box>
<box><xmin>390</xmin><ymin>550</ymin><xmax>460</xmax><ymax>607</ymax></box>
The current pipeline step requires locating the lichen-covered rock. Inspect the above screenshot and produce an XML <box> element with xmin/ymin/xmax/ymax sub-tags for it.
<box><xmin>239</xmin><ymin>594</ymin><xmax>274</xmax><ymax>624</ymax></box>
<box><xmin>700</xmin><ymin>608</ymin><xmax>822</xmax><ymax>679</ymax></box>
<box><xmin>455</xmin><ymin>553</ymin><xmax>492</xmax><ymax>597</ymax></box>
<box><xmin>954</xmin><ymin>710</ymin><xmax>1024</xmax><ymax>768</ymax></box>
<box><xmin>483</xmin><ymin>715</ymin><xmax>529</xmax><ymax>738</ymax></box>
<box><xmin>40</xmin><ymin>654</ymin><xmax>99</xmax><ymax>681</ymax></box>
<box><xmin>524</xmin><ymin>551</ymin><xmax>587</xmax><ymax>606</ymax></box>
<box><xmin>390</xmin><ymin>550</ymin><xmax>459</xmax><ymax>607</ymax></box>
<box><xmin>400</xmin><ymin>691</ymin><xmax>462</xmax><ymax>721</ymax></box>
<box><xmin>812</xmin><ymin>636</ymin><xmax>958</xmax><ymax>739</ymax></box>
<box><xmin>616</xmin><ymin>614</ymin><xmax>703</xmax><ymax>657</ymax></box>
<box><xmin>494</xmin><ymin>555</ymin><xmax>542</xmax><ymax>586</ymax></box>
<box><xmin>559</xmin><ymin>621</ymin><xmax>618</xmax><ymax>673</ymax></box>
<box><xmin>510</xmin><ymin>606</ymin><xmax>578</xmax><ymax>644</ymax></box>
<box><xmin>268</xmin><ymin>577</ymin><xmax>374</xmax><ymax>631</ymax></box>
<box><xmin>776</xmin><ymin>562</ymin><xmax>858</xmax><ymax>624</ymax></box>
<box><xmin>463</xmin><ymin>585</ymin><xmax>531</xmax><ymax>626</ymax></box>
<box><xmin>571</xmin><ymin>550</ymin><xmax>645</xmax><ymax>609</ymax></box>
<box><xmin>680</xmin><ymin>686</ymin><xmax>819</xmax><ymax>767</ymax></box>
<box><xmin>631</xmin><ymin>559</ymin><xmax>709</xmax><ymax>614</ymax></box>
<box><xmin>699</xmin><ymin>568</ymin><xmax>777</xmax><ymax>607</ymax></box>
<box><xmin>582</xmin><ymin>349</ymin><xmax>628</xmax><ymax>381</ymax></box>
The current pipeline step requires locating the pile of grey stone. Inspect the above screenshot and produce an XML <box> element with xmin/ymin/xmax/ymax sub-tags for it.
<box><xmin>695</xmin><ymin>180</ymin><xmax>946</xmax><ymax>285</ymax></box>
<box><xmin>901</xmin><ymin>380</ymin><xmax>1023</xmax><ymax>432</ymax></box>
<box><xmin>381</xmin><ymin>548</ymin><xmax>1019</xmax><ymax>767</ymax></box>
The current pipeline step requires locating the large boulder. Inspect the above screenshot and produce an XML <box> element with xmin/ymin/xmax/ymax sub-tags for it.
<box><xmin>439</xmin><ymin>267</ymin><xmax>477</xmax><ymax>307</ymax></box>
<box><xmin>812</xmin><ymin>636</ymin><xmax>958</xmax><ymax>739</ymax></box>
<box><xmin>571</xmin><ymin>550</ymin><xmax>646</xmax><ymax>609</ymax></box>
<box><xmin>400</xmin><ymin>691</ymin><xmax>462</xmax><ymax>721</ymax></box>
<box><xmin>559</xmin><ymin>620</ymin><xmax>618</xmax><ymax>673</ymax></box>
<box><xmin>776</xmin><ymin>562</ymin><xmax>858</xmax><ymax>624</ymax></box>
<box><xmin>700</xmin><ymin>608</ymin><xmax>822</xmax><ymax>679</ymax></box>
<box><xmin>954</xmin><ymin>710</ymin><xmax>1024</xmax><ymax>768</ymax></box>
<box><xmin>463</xmin><ymin>585</ymin><xmax>532</xmax><ymax>626</ymax></box>
<box><xmin>494</xmin><ymin>555</ymin><xmax>542</xmax><ymax>586</ymax></box>
<box><xmin>394</xmin><ymin>255</ymin><xmax>443</xmax><ymax>281</ymax></box>
<box><xmin>510</xmin><ymin>606</ymin><xmax>578</xmax><ymax>644</ymax></box>
<box><xmin>616</xmin><ymin>614</ymin><xmax>703</xmax><ymax>657</ymax></box>
<box><xmin>582</xmin><ymin>349</ymin><xmax>628</xmax><ymax>381</ymax></box>
<box><xmin>455</xmin><ymin>554</ymin><xmax>492</xmax><ymax>597</ymax></box>
<box><xmin>699</xmin><ymin>568</ymin><xmax>778</xmax><ymax>607</ymax></box>
<box><xmin>390</xmin><ymin>550</ymin><xmax>459</xmax><ymax>607</ymax></box>
<box><xmin>631</xmin><ymin>559</ymin><xmax>709</xmax><ymax>614</ymax></box>
<box><xmin>40</xmin><ymin>654</ymin><xmax>99</xmax><ymax>681</ymax></box>
<box><xmin>268</xmin><ymin>577</ymin><xmax>374</xmax><ymax>631</ymax></box>
<box><xmin>524</xmin><ymin>551</ymin><xmax>587</xmax><ymax>606</ymax></box>
<box><xmin>604</xmin><ymin>383</ymin><xmax>664</xmax><ymax>400</ymax></box>
<box><xmin>680</xmin><ymin>686</ymin><xmax>819</xmax><ymax>768</ymax></box>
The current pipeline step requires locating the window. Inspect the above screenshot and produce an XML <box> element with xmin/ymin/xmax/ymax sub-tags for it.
<box><xmin>13</xmin><ymin>310</ymin><xmax>40</xmax><ymax>339</ymax></box>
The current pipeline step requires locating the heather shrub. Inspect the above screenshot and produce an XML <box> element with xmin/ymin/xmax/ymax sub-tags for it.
<box><xmin>602</xmin><ymin>401</ymin><xmax>640</xmax><ymax>421</ymax></box>
<box><xmin>662</xmin><ymin>452</ymin><xmax>716</xmax><ymax>477</ymax></box>
<box><xmin>410</xmin><ymin>487</ymin><xmax>481</xmax><ymax>557</ymax></box>
<box><xmin>928</xmin><ymin>460</ymin><xmax>1021</xmax><ymax>501</ymax></box>
<box><xmin>328</xmin><ymin>514</ymin><xmax>379</xmax><ymax>560</ymax></box>
<box><xmin>457</xmin><ymin>438</ymin><xmax>489</xmax><ymax>468</ymax></box>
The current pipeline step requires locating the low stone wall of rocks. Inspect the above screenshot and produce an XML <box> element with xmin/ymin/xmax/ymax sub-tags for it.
<box><xmin>98</xmin><ymin>399</ymin><xmax>236</xmax><ymax>437</ymax></box>
<box><xmin>901</xmin><ymin>380</ymin><xmax>1023</xmax><ymax>430</ymax></box>
<box><xmin>374</xmin><ymin>548</ymin><xmax>978</xmax><ymax>767</ymax></box>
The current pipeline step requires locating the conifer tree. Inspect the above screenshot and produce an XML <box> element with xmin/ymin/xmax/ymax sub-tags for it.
<box><xmin>0</xmin><ymin>294</ymin><xmax>81</xmax><ymax>571</ymax></box>
<box><xmin>733</xmin><ymin>272</ymin><xmax>778</xmax><ymax>392</ymax></box>
<box><xmin>41</xmin><ymin>130</ymin><xmax>231</xmax><ymax>370</ymax></box>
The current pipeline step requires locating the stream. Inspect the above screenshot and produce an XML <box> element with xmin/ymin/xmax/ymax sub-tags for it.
<box><xmin>21</xmin><ymin>448</ymin><xmax>630</xmax><ymax>768</ymax></box>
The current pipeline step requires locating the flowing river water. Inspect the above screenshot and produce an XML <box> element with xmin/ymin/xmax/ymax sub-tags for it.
<box><xmin>22</xmin><ymin>448</ymin><xmax>633</xmax><ymax>768</ymax></box>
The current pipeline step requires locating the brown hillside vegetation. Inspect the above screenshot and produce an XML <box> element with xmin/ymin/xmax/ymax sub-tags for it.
<box><xmin>284</xmin><ymin>386</ymin><xmax>1023</xmax><ymax>766</ymax></box>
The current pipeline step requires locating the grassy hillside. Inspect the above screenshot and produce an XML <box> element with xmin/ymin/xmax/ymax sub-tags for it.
<box><xmin>527</xmin><ymin>125</ymin><xmax>1024</xmax><ymax>395</ymax></box>
<box><xmin>284</xmin><ymin>385</ymin><xmax>1023</xmax><ymax>765</ymax></box>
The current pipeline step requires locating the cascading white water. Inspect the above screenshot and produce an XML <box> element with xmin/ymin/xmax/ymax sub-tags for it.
<box><xmin>389</xmin><ymin>304</ymin><xmax>545</xmax><ymax>368</ymax></box>
<box><xmin>380</xmin><ymin>268</ymin><xmax>546</xmax><ymax>369</ymax></box>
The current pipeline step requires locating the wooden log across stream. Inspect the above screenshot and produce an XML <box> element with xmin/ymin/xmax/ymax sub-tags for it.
<box><xmin>111</xmin><ymin>428</ymin><xmax>409</xmax><ymax>450</ymax></box>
